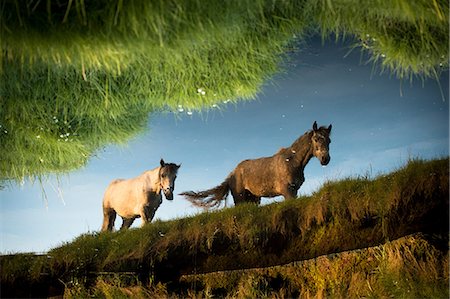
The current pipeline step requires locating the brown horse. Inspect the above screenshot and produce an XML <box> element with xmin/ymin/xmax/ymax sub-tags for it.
<box><xmin>101</xmin><ymin>159</ymin><xmax>180</xmax><ymax>231</ymax></box>
<box><xmin>181</xmin><ymin>121</ymin><xmax>331</xmax><ymax>208</ymax></box>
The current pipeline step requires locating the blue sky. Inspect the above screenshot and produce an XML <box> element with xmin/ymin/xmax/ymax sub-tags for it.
<box><xmin>1</xmin><ymin>37</ymin><xmax>448</xmax><ymax>253</ymax></box>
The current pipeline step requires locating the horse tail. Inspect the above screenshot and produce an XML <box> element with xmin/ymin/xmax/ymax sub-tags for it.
<box><xmin>180</xmin><ymin>177</ymin><xmax>231</xmax><ymax>208</ymax></box>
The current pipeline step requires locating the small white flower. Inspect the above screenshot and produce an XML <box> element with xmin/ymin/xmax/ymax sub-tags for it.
<box><xmin>36</xmin><ymin>135</ymin><xmax>41</xmax><ymax>139</ymax></box>
<box><xmin>60</xmin><ymin>134</ymin><xmax>64</xmax><ymax>138</ymax></box>
<box><xmin>39</xmin><ymin>158</ymin><xmax>44</xmax><ymax>163</ymax></box>
<box><xmin>187</xmin><ymin>111</ymin><xmax>193</xmax><ymax>116</ymax></box>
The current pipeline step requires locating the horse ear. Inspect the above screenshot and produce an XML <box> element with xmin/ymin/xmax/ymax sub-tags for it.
<box><xmin>177</xmin><ymin>164</ymin><xmax>181</xmax><ymax>169</ymax></box>
<box><xmin>312</xmin><ymin>121</ymin><xmax>318</xmax><ymax>131</ymax></box>
<box><xmin>160</xmin><ymin>159</ymin><xmax>165</xmax><ymax>167</ymax></box>
<box><xmin>327</xmin><ymin>124</ymin><xmax>332</xmax><ymax>133</ymax></box>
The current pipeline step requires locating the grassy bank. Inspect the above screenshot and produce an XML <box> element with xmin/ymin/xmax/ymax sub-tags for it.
<box><xmin>1</xmin><ymin>158</ymin><xmax>448</xmax><ymax>297</ymax></box>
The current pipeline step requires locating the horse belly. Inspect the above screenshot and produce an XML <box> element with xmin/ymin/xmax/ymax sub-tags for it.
<box><xmin>105</xmin><ymin>181</ymin><xmax>142</xmax><ymax>218</ymax></box>
<box><xmin>239</xmin><ymin>161</ymin><xmax>281</xmax><ymax>198</ymax></box>
<box><xmin>248</xmin><ymin>183</ymin><xmax>281</xmax><ymax>198</ymax></box>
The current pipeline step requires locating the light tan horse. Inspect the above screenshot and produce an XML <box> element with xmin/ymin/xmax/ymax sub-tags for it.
<box><xmin>101</xmin><ymin>159</ymin><xmax>180</xmax><ymax>232</ymax></box>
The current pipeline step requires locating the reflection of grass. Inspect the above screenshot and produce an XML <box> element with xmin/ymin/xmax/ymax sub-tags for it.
<box><xmin>1</xmin><ymin>63</ymin><xmax>152</xmax><ymax>181</ymax></box>
<box><xmin>3</xmin><ymin>0</ymin><xmax>446</xmax><ymax>79</ymax></box>
<box><xmin>307</xmin><ymin>0</ymin><xmax>448</xmax><ymax>79</ymax></box>
<box><xmin>2</xmin><ymin>1</ymin><xmax>306</xmax><ymax>73</ymax></box>
<box><xmin>1</xmin><ymin>0</ymin><xmax>307</xmax><ymax>182</ymax></box>
<box><xmin>1</xmin><ymin>0</ymin><xmax>448</xmax><ymax>182</ymax></box>
<box><xmin>1</xmin><ymin>158</ymin><xmax>447</xmax><ymax>297</ymax></box>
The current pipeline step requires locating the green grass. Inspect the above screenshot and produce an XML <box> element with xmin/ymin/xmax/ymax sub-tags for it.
<box><xmin>1</xmin><ymin>0</ymin><xmax>448</xmax><ymax>183</ymax></box>
<box><xmin>1</xmin><ymin>158</ymin><xmax>448</xmax><ymax>297</ymax></box>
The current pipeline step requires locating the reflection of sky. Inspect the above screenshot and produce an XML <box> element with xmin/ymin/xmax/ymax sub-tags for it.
<box><xmin>1</xmin><ymin>37</ymin><xmax>448</xmax><ymax>253</ymax></box>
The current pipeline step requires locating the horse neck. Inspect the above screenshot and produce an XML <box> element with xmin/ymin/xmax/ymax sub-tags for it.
<box><xmin>142</xmin><ymin>167</ymin><xmax>162</xmax><ymax>193</ymax></box>
<box><xmin>289</xmin><ymin>131</ymin><xmax>314</xmax><ymax>169</ymax></box>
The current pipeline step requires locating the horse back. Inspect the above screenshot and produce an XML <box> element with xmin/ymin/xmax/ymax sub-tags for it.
<box><xmin>110</xmin><ymin>178</ymin><xmax>125</xmax><ymax>185</ymax></box>
<box><xmin>234</xmin><ymin>155</ymin><xmax>279</xmax><ymax>183</ymax></box>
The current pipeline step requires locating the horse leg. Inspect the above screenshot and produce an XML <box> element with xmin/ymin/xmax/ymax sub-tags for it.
<box><xmin>230</xmin><ymin>186</ymin><xmax>249</xmax><ymax>205</ymax></box>
<box><xmin>120</xmin><ymin>217</ymin><xmax>135</xmax><ymax>230</ymax></box>
<box><xmin>281</xmin><ymin>184</ymin><xmax>298</xmax><ymax>200</ymax></box>
<box><xmin>140</xmin><ymin>206</ymin><xmax>157</xmax><ymax>227</ymax></box>
<box><xmin>243</xmin><ymin>190</ymin><xmax>261</xmax><ymax>204</ymax></box>
<box><xmin>101</xmin><ymin>208</ymin><xmax>116</xmax><ymax>232</ymax></box>
<box><xmin>229</xmin><ymin>174</ymin><xmax>248</xmax><ymax>205</ymax></box>
<box><xmin>229</xmin><ymin>186</ymin><xmax>261</xmax><ymax>205</ymax></box>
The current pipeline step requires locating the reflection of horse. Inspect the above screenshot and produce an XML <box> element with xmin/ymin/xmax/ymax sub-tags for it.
<box><xmin>181</xmin><ymin>121</ymin><xmax>332</xmax><ymax>208</ymax></box>
<box><xmin>101</xmin><ymin>159</ymin><xmax>180</xmax><ymax>231</ymax></box>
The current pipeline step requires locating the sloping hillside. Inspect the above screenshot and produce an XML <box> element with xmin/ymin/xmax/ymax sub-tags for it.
<box><xmin>1</xmin><ymin>158</ymin><xmax>448</xmax><ymax>297</ymax></box>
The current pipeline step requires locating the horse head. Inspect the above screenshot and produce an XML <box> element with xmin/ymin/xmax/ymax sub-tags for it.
<box><xmin>311</xmin><ymin>121</ymin><xmax>332</xmax><ymax>166</ymax></box>
<box><xmin>159</xmin><ymin>159</ymin><xmax>181</xmax><ymax>200</ymax></box>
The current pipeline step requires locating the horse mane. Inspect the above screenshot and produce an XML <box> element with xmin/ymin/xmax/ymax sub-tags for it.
<box><xmin>288</xmin><ymin>130</ymin><xmax>313</xmax><ymax>155</ymax></box>
<box><xmin>289</xmin><ymin>125</ymin><xmax>331</xmax><ymax>152</ymax></box>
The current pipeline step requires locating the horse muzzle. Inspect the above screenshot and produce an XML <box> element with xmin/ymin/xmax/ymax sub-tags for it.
<box><xmin>320</xmin><ymin>155</ymin><xmax>331</xmax><ymax>166</ymax></box>
<box><xmin>163</xmin><ymin>189</ymin><xmax>174</xmax><ymax>200</ymax></box>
